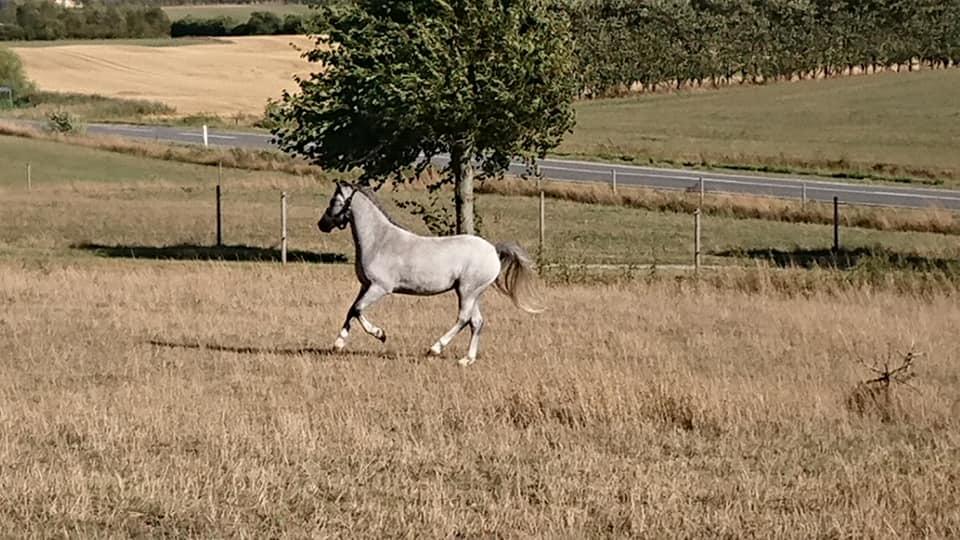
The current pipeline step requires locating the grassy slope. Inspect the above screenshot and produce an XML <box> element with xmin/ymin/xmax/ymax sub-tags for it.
<box><xmin>565</xmin><ymin>69</ymin><xmax>960</xmax><ymax>186</ymax></box>
<box><xmin>161</xmin><ymin>2</ymin><xmax>312</xmax><ymax>20</ymax></box>
<box><xmin>1</xmin><ymin>135</ymin><xmax>957</xmax><ymax>268</ymax></box>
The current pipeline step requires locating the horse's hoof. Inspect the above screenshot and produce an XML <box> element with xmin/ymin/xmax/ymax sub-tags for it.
<box><xmin>376</xmin><ymin>329</ymin><xmax>387</xmax><ymax>343</ymax></box>
<box><xmin>334</xmin><ymin>337</ymin><xmax>346</xmax><ymax>351</ymax></box>
<box><xmin>429</xmin><ymin>343</ymin><xmax>443</xmax><ymax>356</ymax></box>
<box><xmin>457</xmin><ymin>356</ymin><xmax>476</xmax><ymax>367</ymax></box>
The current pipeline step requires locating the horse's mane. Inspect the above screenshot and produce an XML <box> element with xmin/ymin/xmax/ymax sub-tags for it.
<box><xmin>356</xmin><ymin>186</ymin><xmax>413</xmax><ymax>233</ymax></box>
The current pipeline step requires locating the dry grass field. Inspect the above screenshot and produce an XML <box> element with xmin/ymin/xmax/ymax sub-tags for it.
<box><xmin>11</xmin><ymin>36</ymin><xmax>314</xmax><ymax>115</ymax></box>
<box><xmin>2</xmin><ymin>258</ymin><xmax>960</xmax><ymax>537</ymax></box>
<box><xmin>2</xmin><ymin>134</ymin><xmax>960</xmax><ymax>535</ymax></box>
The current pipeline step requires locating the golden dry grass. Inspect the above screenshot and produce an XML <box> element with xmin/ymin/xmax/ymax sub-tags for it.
<box><xmin>11</xmin><ymin>36</ymin><xmax>314</xmax><ymax>115</ymax></box>
<box><xmin>1</xmin><ymin>259</ymin><xmax>959</xmax><ymax>536</ymax></box>
<box><xmin>2</xmin><ymin>130</ymin><xmax>960</xmax><ymax>536</ymax></box>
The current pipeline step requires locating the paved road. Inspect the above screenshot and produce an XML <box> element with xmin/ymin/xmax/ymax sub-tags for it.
<box><xmin>64</xmin><ymin>122</ymin><xmax>960</xmax><ymax>211</ymax></box>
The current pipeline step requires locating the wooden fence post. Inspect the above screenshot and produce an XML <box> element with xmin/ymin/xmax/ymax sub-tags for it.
<box><xmin>699</xmin><ymin>177</ymin><xmax>705</xmax><ymax>209</ymax></box>
<box><xmin>26</xmin><ymin>162</ymin><xmax>31</xmax><ymax>191</ymax></box>
<box><xmin>801</xmin><ymin>183</ymin><xmax>807</xmax><ymax>210</ymax></box>
<box><xmin>280</xmin><ymin>192</ymin><xmax>288</xmax><ymax>264</ymax></box>
<box><xmin>215</xmin><ymin>161</ymin><xmax>224</xmax><ymax>247</ymax></box>
<box><xmin>215</xmin><ymin>184</ymin><xmax>223</xmax><ymax>247</ymax></box>
<box><xmin>833</xmin><ymin>196</ymin><xmax>840</xmax><ymax>252</ymax></box>
<box><xmin>694</xmin><ymin>209</ymin><xmax>702</xmax><ymax>273</ymax></box>
<box><xmin>538</xmin><ymin>190</ymin><xmax>545</xmax><ymax>258</ymax></box>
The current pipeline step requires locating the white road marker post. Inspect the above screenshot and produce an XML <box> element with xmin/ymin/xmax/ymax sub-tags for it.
<box><xmin>202</xmin><ymin>124</ymin><xmax>209</xmax><ymax>147</ymax></box>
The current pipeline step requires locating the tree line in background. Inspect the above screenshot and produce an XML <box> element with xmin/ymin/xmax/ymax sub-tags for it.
<box><xmin>0</xmin><ymin>1</ymin><xmax>170</xmax><ymax>40</ymax></box>
<box><xmin>570</xmin><ymin>0</ymin><xmax>960</xmax><ymax>97</ymax></box>
<box><xmin>140</xmin><ymin>0</ymin><xmax>311</xmax><ymax>5</ymax></box>
<box><xmin>171</xmin><ymin>11</ymin><xmax>305</xmax><ymax>36</ymax></box>
<box><xmin>0</xmin><ymin>0</ymin><xmax>310</xmax><ymax>40</ymax></box>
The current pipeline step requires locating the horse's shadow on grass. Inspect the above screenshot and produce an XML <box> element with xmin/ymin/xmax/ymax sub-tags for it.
<box><xmin>73</xmin><ymin>243</ymin><xmax>347</xmax><ymax>264</ymax></box>
<box><xmin>147</xmin><ymin>339</ymin><xmax>384</xmax><ymax>358</ymax></box>
<box><xmin>715</xmin><ymin>246</ymin><xmax>960</xmax><ymax>272</ymax></box>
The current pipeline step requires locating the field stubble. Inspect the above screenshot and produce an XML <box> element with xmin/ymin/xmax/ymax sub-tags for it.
<box><xmin>10</xmin><ymin>36</ymin><xmax>314</xmax><ymax>116</ymax></box>
<box><xmin>1</xmin><ymin>260</ymin><xmax>959</xmax><ymax>536</ymax></box>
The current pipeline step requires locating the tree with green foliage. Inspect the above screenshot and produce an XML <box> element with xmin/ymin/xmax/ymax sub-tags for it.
<box><xmin>271</xmin><ymin>0</ymin><xmax>578</xmax><ymax>235</ymax></box>
<box><xmin>242</xmin><ymin>11</ymin><xmax>281</xmax><ymax>34</ymax></box>
<box><xmin>570</xmin><ymin>0</ymin><xmax>960</xmax><ymax>96</ymax></box>
<box><xmin>0</xmin><ymin>0</ymin><xmax>172</xmax><ymax>41</ymax></box>
<box><xmin>0</xmin><ymin>46</ymin><xmax>34</xmax><ymax>103</ymax></box>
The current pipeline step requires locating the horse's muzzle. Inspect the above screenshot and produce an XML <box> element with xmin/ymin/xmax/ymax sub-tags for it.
<box><xmin>317</xmin><ymin>218</ymin><xmax>334</xmax><ymax>233</ymax></box>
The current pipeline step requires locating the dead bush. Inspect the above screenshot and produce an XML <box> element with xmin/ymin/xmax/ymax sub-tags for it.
<box><xmin>845</xmin><ymin>349</ymin><xmax>920</xmax><ymax>423</ymax></box>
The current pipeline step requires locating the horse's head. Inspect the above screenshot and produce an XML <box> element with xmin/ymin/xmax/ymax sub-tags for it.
<box><xmin>318</xmin><ymin>182</ymin><xmax>357</xmax><ymax>233</ymax></box>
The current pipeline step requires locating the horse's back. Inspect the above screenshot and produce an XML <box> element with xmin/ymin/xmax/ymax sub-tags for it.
<box><xmin>429</xmin><ymin>233</ymin><xmax>500</xmax><ymax>281</ymax></box>
<box><xmin>381</xmin><ymin>233</ymin><xmax>500</xmax><ymax>295</ymax></box>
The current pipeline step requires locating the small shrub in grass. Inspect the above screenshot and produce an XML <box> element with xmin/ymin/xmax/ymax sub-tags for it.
<box><xmin>45</xmin><ymin>111</ymin><xmax>84</xmax><ymax>135</ymax></box>
<box><xmin>254</xmin><ymin>98</ymin><xmax>284</xmax><ymax>130</ymax></box>
<box><xmin>178</xmin><ymin>112</ymin><xmax>222</xmax><ymax>127</ymax></box>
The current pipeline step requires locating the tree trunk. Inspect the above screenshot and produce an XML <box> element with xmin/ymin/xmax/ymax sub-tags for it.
<box><xmin>451</xmin><ymin>143</ymin><xmax>475</xmax><ymax>236</ymax></box>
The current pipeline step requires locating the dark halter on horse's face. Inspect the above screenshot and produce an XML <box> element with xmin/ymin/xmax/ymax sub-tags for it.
<box><xmin>333</xmin><ymin>183</ymin><xmax>357</xmax><ymax>229</ymax></box>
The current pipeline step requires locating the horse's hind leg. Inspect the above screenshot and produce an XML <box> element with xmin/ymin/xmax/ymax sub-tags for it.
<box><xmin>335</xmin><ymin>284</ymin><xmax>388</xmax><ymax>350</ymax></box>
<box><xmin>429</xmin><ymin>292</ymin><xmax>477</xmax><ymax>358</ymax></box>
<box><xmin>459</xmin><ymin>303</ymin><xmax>485</xmax><ymax>367</ymax></box>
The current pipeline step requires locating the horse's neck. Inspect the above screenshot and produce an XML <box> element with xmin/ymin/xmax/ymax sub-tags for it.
<box><xmin>349</xmin><ymin>193</ymin><xmax>402</xmax><ymax>258</ymax></box>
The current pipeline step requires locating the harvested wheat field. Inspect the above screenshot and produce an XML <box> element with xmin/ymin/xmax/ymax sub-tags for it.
<box><xmin>11</xmin><ymin>36</ymin><xmax>314</xmax><ymax>115</ymax></box>
<box><xmin>1</xmin><ymin>257</ymin><xmax>959</xmax><ymax>537</ymax></box>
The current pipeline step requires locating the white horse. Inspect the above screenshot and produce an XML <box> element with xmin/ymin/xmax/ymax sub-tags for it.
<box><xmin>317</xmin><ymin>182</ymin><xmax>541</xmax><ymax>366</ymax></box>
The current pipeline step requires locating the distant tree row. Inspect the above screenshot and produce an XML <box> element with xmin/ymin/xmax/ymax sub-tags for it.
<box><xmin>570</xmin><ymin>0</ymin><xmax>960</xmax><ymax>97</ymax></box>
<box><xmin>0</xmin><ymin>1</ymin><xmax>170</xmax><ymax>40</ymax></box>
<box><xmin>144</xmin><ymin>0</ymin><xmax>311</xmax><ymax>5</ymax></box>
<box><xmin>170</xmin><ymin>11</ymin><xmax>305</xmax><ymax>37</ymax></box>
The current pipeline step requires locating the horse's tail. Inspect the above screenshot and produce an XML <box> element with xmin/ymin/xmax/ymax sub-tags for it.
<box><xmin>494</xmin><ymin>241</ymin><xmax>543</xmax><ymax>314</ymax></box>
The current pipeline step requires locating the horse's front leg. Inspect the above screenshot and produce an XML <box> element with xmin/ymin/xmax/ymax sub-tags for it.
<box><xmin>334</xmin><ymin>284</ymin><xmax>388</xmax><ymax>350</ymax></box>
